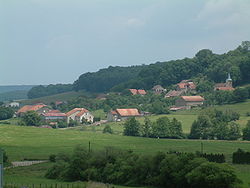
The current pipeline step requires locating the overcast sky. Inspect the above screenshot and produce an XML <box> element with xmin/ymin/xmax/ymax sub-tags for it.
<box><xmin>1</xmin><ymin>0</ymin><xmax>250</xmax><ymax>85</ymax></box>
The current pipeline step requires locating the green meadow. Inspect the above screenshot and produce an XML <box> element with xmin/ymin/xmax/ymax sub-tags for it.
<box><xmin>1</xmin><ymin>99</ymin><xmax>250</xmax><ymax>187</ymax></box>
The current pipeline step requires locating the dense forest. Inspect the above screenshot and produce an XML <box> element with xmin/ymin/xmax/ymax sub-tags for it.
<box><xmin>27</xmin><ymin>84</ymin><xmax>73</xmax><ymax>99</ymax></box>
<box><xmin>27</xmin><ymin>41</ymin><xmax>250</xmax><ymax>98</ymax></box>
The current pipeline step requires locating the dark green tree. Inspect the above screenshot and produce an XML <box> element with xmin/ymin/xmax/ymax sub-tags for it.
<box><xmin>170</xmin><ymin>118</ymin><xmax>183</xmax><ymax>138</ymax></box>
<box><xmin>186</xmin><ymin>162</ymin><xmax>241</xmax><ymax>188</ymax></box>
<box><xmin>123</xmin><ymin>117</ymin><xmax>140</xmax><ymax>136</ymax></box>
<box><xmin>21</xmin><ymin>111</ymin><xmax>41</xmax><ymax>126</ymax></box>
<box><xmin>226</xmin><ymin>122</ymin><xmax>241</xmax><ymax>140</ymax></box>
<box><xmin>141</xmin><ymin>117</ymin><xmax>152</xmax><ymax>137</ymax></box>
<box><xmin>152</xmin><ymin>117</ymin><xmax>171</xmax><ymax>138</ymax></box>
<box><xmin>189</xmin><ymin>115</ymin><xmax>213</xmax><ymax>139</ymax></box>
<box><xmin>243</xmin><ymin>120</ymin><xmax>250</xmax><ymax>140</ymax></box>
<box><xmin>0</xmin><ymin>106</ymin><xmax>14</xmax><ymax>120</ymax></box>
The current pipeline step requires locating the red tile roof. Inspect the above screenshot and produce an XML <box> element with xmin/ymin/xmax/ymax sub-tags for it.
<box><xmin>75</xmin><ymin>109</ymin><xmax>89</xmax><ymax>117</ymax></box>
<box><xmin>137</xmin><ymin>89</ymin><xmax>147</xmax><ymax>95</ymax></box>
<box><xmin>116</xmin><ymin>108</ymin><xmax>140</xmax><ymax>117</ymax></box>
<box><xmin>42</xmin><ymin>112</ymin><xmax>66</xmax><ymax>117</ymax></box>
<box><xmin>181</xmin><ymin>96</ymin><xmax>205</xmax><ymax>102</ymax></box>
<box><xmin>17</xmin><ymin>104</ymin><xmax>47</xmax><ymax>114</ymax></box>
<box><xmin>129</xmin><ymin>89</ymin><xmax>138</xmax><ymax>95</ymax></box>
<box><xmin>177</xmin><ymin>82</ymin><xmax>196</xmax><ymax>89</ymax></box>
<box><xmin>66</xmin><ymin>108</ymin><xmax>89</xmax><ymax>117</ymax></box>
<box><xmin>129</xmin><ymin>89</ymin><xmax>146</xmax><ymax>95</ymax></box>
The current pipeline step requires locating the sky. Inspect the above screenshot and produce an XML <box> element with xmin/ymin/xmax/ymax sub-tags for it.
<box><xmin>1</xmin><ymin>0</ymin><xmax>250</xmax><ymax>85</ymax></box>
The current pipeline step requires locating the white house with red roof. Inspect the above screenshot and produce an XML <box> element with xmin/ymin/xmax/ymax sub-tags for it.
<box><xmin>66</xmin><ymin>108</ymin><xmax>94</xmax><ymax>123</ymax></box>
<box><xmin>107</xmin><ymin>108</ymin><xmax>141</xmax><ymax>122</ymax></box>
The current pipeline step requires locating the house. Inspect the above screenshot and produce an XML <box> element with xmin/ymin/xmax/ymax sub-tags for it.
<box><xmin>176</xmin><ymin>80</ymin><xmax>196</xmax><ymax>93</ymax></box>
<box><xmin>17</xmin><ymin>104</ymin><xmax>49</xmax><ymax>116</ymax></box>
<box><xmin>152</xmin><ymin>85</ymin><xmax>166</xmax><ymax>94</ymax></box>
<box><xmin>214</xmin><ymin>73</ymin><xmax>234</xmax><ymax>91</ymax></box>
<box><xmin>66</xmin><ymin>108</ymin><xmax>94</xmax><ymax>123</ymax></box>
<box><xmin>41</xmin><ymin>110</ymin><xmax>67</xmax><ymax>121</ymax></box>
<box><xmin>107</xmin><ymin>108</ymin><xmax>141</xmax><ymax>122</ymax></box>
<box><xmin>175</xmin><ymin>96</ymin><xmax>205</xmax><ymax>109</ymax></box>
<box><xmin>129</xmin><ymin>89</ymin><xmax>147</xmax><ymax>95</ymax></box>
<box><xmin>4</xmin><ymin>101</ymin><xmax>20</xmax><ymax>108</ymax></box>
<box><xmin>165</xmin><ymin>90</ymin><xmax>184</xmax><ymax>98</ymax></box>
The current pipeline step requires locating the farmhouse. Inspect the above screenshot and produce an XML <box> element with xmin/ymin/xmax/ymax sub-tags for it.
<box><xmin>176</xmin><ymin>80</ymin><xmax>196</xmax><ymax>93</ymax></box>
<box><xmin>17</xmin><ymin>104</ymin><xmax>49</xmax><ymax>116</ymax></box>
<box><xmin>214</xmin><ymin>73</ymin><xmax>234</xmax><ymax>91</ymax></box>
<box><xmin>152</xmin><ymin>85</ymin><xmax>166</xmax><ymax>94</ymax></box>
<box><xmin>107</xmin><ymin>108</ymin><xmax>141</xmax><ymax>122</ymax></box>
<box><xmin>175</xmin><ymin>96</ymin><xmax>205</xmax><ymax>109</ymax></box>
<box><xmin>4</xmin><ymin>101</ymin><xmax>20</xmax><ymax>108</ymax></box>
<box><xmin>129</xmin><ymin>89</ymin><xmax>147</xmax><ymax>95</ymax></box>
<box><xmin>41</xmin><ymin>110</ymin><xmax>67</xmax><ymax>121</ymax></box>
<box><xmin>66</xmin><ymin>108</ymin><xmax>94</xmax><ymax>123</ymax></box>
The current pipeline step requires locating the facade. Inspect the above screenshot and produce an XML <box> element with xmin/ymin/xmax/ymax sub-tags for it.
<box><xmin>152</xmin><ymin>85</ymin><xmax>166</xmax><ymax>94</ymax></box>
<box><xmin>5</xmin><ymin>101</ymin><xmax>20</xmax><ymax>108</ymax></box>
<box><xmin>41</xmin><ymin>111</ymin><xmax>67</xmax><ymax>121</ymax></box>
<box><xmin>108</xmin><ymin>108</ymin><xmax>141</xmax><ymax>122</ymax></box>
<box><xmin>214</xmin><ymin>73</ymin><xmax>234</xmax><ymax>91</ymax></box>
<box><xmin>66</xmin><ymin>108</ymin><xmax>94</xmax><ymax>123</ymax></box>
<box><xmin>175</xmin><ymin>96</ymin><xmax>205</xmax><ymax>109</ymax></box>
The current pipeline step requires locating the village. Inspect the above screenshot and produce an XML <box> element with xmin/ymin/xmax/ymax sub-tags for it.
<box><xmin>5</xmin><ymin>74</ymin><xmax>235</xmax><ymax>128</ymax></box>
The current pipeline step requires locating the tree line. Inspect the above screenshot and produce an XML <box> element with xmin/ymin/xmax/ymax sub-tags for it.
<box><xmin>123</xmin><ymin>117</ymin><xmax>183</xmax><ymax>139</ymax></box>
<box><xmin>46</xmin><ymin>146</ymin><xmax>241</xmax><ymax>188</ymax></box>
<box><xmin>27</xmin><ymin>41</ymin><xmax>250</xmax><ymax>98</ymax></box>
<box><xmin>27</xmin><ymin>84</ymin><xmax>73</xmax><ymax>99</ymax></box>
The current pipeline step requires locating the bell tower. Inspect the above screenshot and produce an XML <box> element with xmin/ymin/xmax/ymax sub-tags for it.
<box><xmin>226</xmin><ymin>73</ymin><xmax>232</xmax><ymax>87</ymax></box>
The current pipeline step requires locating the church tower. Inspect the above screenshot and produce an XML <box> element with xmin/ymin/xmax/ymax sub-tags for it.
<box><xmin>226</xmin><ymin>73</ymin><xmax>233</xmax><ymax>87</ymax></box>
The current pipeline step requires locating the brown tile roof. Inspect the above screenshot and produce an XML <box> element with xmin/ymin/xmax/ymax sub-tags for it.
<box><xmin>137</xmin><ymin>89</ymin><xmax>147</xmax><ymax>95</ymax></box>
<box><xmin>215</xmin><ymin>83</ymin><xmax>227</xmax><ymax>87</ymax></box>
<box><xmin>66</xmin><ymin>108</ymin><xmax>89</xmax><ymax>117</ymax></box>
<box><xmin>165</xmin><ymin>90</ymin><xmax>183</xmax><ymax>97</ymax></box>
<box><xmin>129</xmin><ymin>89</ymin><xmax>138</xmax><ymax>95</ymax></box>
<box><xmin>111</xmin><ymin>110</ymin><xmax>118</xmax><ymax>115</ymax></box>
<box><xmin>181</xmin><ymin>96</ymin><xmax>205</xmax><ymax>102</ymax></box>
<box><xmin>17</xmin><ymin>104</ymin><xmax>47</xmax><ymax>114</ymax></box>
<box><xmin>116</xmin><ymin>108</ymin><xmax>140</xmax><ymax>117</ymax></box>
<box><xmin>215</xmin><ymin>87</ymin><xmax>235</xmax><ymax>91</ymax></box>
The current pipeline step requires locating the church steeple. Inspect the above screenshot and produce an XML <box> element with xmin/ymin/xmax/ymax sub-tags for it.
<box><xmin>226</xmin><ymin>73</ymin><xmax>232</xmax><ymax>87</ymax></box>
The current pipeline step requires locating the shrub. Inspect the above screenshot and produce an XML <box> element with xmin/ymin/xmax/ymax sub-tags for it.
<box><xmin>103</xmin><ymin>124</ymin><xmax>113</xmax><ymax>134</ymax></box>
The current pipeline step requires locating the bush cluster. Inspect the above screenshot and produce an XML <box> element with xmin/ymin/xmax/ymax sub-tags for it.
<box><xmin>232</xmin><ymin>149</ymin><xmax>250</xmax><ymax>164</ymax></box>
<box><xmin>46</xmin><ymin>146</ymin><xmax>241</xmax><ymax>188</ymax></box>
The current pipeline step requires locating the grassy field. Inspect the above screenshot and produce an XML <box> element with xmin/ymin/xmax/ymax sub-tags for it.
<box><xmin>1</xmin><ymin>124</ymin><xmax>250</xmax><ymax>186</ymax></box>
<box><xmin>1</xmin><ymin>99</ymin><xmax>250</xmax><ymax>186</ymax></box>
